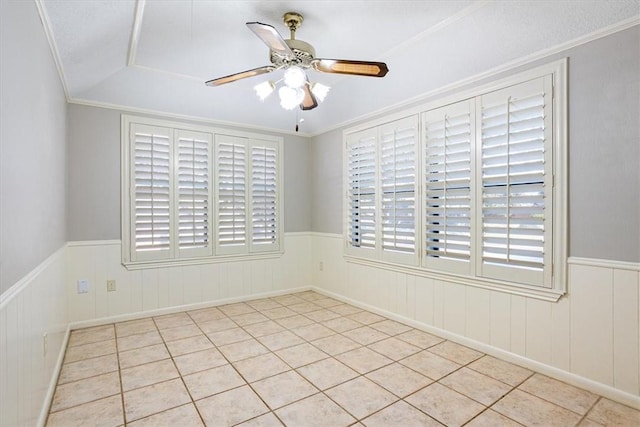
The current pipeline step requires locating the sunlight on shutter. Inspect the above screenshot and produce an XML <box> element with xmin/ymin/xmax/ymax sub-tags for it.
<box><xmin>252</xmin><ymin>144</ymin><xmax>278</xmax><ymax>246</ymax></box>
<box><xmin>347</xmin><ymin>132</ymin><xmax>377</xmax><ymax>249</ymax></box>
<box><xmin>217</xmin><ymin>139</ymin><xmax>247</xmax><ymax>247</ymax></box>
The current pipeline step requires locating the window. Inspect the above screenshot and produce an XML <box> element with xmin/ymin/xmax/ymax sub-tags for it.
<box><xmin>122</xmin><ymin>116</ymin><xmax>283</xmax><ymax>268</ymax></box>
<box><xmin>344</xmin><ymin>60</ymin><xmax>567</xmax><ymax>298</ymax></box>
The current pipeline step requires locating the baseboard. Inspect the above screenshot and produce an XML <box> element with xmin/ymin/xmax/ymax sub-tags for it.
<box><xmin>311</xmin><ymin>286</ymin><xmax>640</xmax><ymax>410</ymax></box>
<box><xmin>69</xmin><ymin>286</ymin><xmax>312</xmax><ymax>330</ymax></box>
<box><xmin>37</xmin><ymin>325</ymin><xmax>71</xmax><ymax>427</ymax></box>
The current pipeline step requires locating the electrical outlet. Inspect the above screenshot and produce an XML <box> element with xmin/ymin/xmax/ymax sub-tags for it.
<box><xmin>107</xmin><ymin>280</ymin><xmax>116</xmax><ymax>292</ymax></box>
<box><xmin>43</xmin><ymin>333</ymin><xmax>48</xmax><ymax>357</ymax></box>
<box><xmin>319</xmin><ymin>261</ymin><xmax>324</xmax><ymax>271</ymax></box>
<box><xmin>77</xmin><ymin>279</ymin><xmax>89</xmax><ymax>294</ymax></box>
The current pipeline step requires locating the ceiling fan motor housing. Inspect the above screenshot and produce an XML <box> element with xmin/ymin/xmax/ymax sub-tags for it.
<box><xmin>269</xmin><ymin>12</ymin><xmax>316</xmax><ymax>68</ymax></box>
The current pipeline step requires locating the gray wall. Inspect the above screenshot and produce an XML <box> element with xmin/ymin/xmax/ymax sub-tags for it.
<box><xmin>66</xmin><ymin>104</ymin><xmax>311</xmax><ymax>240</ymax></box>
<box><xmin>0</xmin><ymin>0</ymin><xmax>68</xmax><ymax>294</ymax></box>
<box><xmin>310</xmin><ymin>26</ymin><xmax>640</xmax><ymax>263</ymax></box>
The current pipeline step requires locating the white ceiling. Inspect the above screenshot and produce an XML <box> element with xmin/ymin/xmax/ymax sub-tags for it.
<box><xmin>41</xmin><ymin>0</ymin><xmax>639</xmax><ymax>136</ymax></box>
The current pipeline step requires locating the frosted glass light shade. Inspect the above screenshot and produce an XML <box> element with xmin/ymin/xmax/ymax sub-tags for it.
<box><xmin>254</xmin><ymin>81</ymin><xmax>275</xmax><ymax>101</ymax></box>
<box><xmin>311</xmin><ymin>82</ymin><xmax>330</xmax><ymax>102</ymax></box>
<box><xmin>283</xmin><ymin>66</ymin><xmax>306</xmax><ymax>89</ymax></box>
<box><xmin>278</xmin><ymin>86</ymin><xmax>304</xmax><ymax>110</ymax></box>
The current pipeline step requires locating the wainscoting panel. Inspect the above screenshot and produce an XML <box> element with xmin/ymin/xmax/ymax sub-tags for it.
<box><xmin>66</xmin><ymin>233</ymin><xmax>313</xmax><ymax>323</ymax></box>
<box><xmin>0</xmin><ymin>246</ymin><xmax>67</xmax><ymax>427</ymax></box>
<box><xmin>311</xmin><ymin>233</ymin><xmax>640</xmax><ymax>406</ymax></box>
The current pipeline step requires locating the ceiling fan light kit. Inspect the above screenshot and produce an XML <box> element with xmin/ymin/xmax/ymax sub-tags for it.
<box><xmin>205</xmin><ymin>11</ymin><xmax>389</xmax><ymax>120</ymax></box>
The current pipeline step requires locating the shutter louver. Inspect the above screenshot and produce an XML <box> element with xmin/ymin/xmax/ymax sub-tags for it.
<box><xmin>380</xmin><ymin>117</ymin><xmax>417</xmax><ymax>259</ymax></box>
<box><xmin>132</xmin><ymin>125</ymin><xmax>171</xmax><ymax>258</ymax></box>
<box><xmin>176</xmin><ymin>131</ymin><xmax>211</xmax><ymax>257</ymax></box>
<box><xmin>216</xmin><ymin>137</ymin><xmax>247</xmax><ymax>252</ymax></box>
<box><xmin>347</xmin><ymin>131</ymin><xmax>377</xmax><ymax>250</ymax></box>
<box><xmin>480</xmin><ymin>77</ymin><xmax>551</xmax><ymax>285</ymax></box>
<box><xmin>251</xmin><ymin>143</ymin><xmax>278</xmax><ymax>249</ymax></box>
<box><xmin>424</xmin><ymin>102</ymin><xmax>473</xmax><ymax>271</ymax></box>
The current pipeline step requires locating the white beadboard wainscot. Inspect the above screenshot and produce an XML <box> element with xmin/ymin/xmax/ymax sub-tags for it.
<box><xmin>311</xmin><ymin>233</ymin><xmax>640</xmax><ymax>409</ymax></box>
<box><xmin>0</xmin><ymin>246</ymin><xmax>68</xmax><ymax>427</ymax></box>
<box><xmin>65</xmin><ymin>233</ymin><xmax>313</xmax><ymax>324</ymax></box>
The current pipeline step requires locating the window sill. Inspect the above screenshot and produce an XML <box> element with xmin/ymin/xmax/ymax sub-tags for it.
<box><xmin>123</xmin><ymin>251</ymin><xmax>284</xmax><ymax>270</ymax></box>
<box><xmin>344</xmin><ymin>255</ymin><xmax>565</xmax><ymax>302</ymax></box>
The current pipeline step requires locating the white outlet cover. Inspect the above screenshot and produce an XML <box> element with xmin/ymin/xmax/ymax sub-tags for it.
<box><xmin>77</xmin><ymin>279</ymin><xmax>89</xmax><ymax>294</ymax></box>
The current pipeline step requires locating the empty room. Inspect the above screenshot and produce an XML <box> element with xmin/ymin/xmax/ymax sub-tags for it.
<box><xmin>1</xmin><ymin>0</ymin><xmax>639</xmax><ymax>426</ymax></box>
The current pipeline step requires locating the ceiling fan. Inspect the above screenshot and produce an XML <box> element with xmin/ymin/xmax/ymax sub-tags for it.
<box><xmin>205</xmin><ymin>12</ymin><xmax>389</xmax><ymax>111</ymax></box>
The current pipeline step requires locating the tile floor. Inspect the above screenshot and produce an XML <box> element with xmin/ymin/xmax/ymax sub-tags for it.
<box><xmin>46</xmin><ymin>290</ymin><xmax>640</xmax><ymax>426</ymax></box>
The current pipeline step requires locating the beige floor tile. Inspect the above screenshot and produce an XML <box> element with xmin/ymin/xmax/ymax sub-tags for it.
<box><xmin>311</xmin><ymin>334</ymin><xmax>360</xmax><ymax>356</ymax></box>
<box><xmin>361</xmin><ymin>400</ymin><xmax>443</xmax><ymax>427</ymax></box>
<box><xmin>58</xmin><ymin>353</ymin><xmax>119</xmax><ymax>384</ymax></box>
<box><xmin>465</xmin><ymin>409</ymin><xmax>523</xmax><ymax>426</ymax></box>
<box><xmin>246</xmin><ymin>298</ymin><xmax>283</xmax><ymax>311</ymax></box>
<box><xmin>236</xmin><ymin>411</ymin><xmax>284</xmax><ymax>426</ymax></box>
<box><xmin>289</xmin><ymin>301</ymin><xmax>322</xmax><ymax>314</ymax></box>
<box><xmin>263</xmin><ymin>306</ymin><xmax>299</xmax><ymax>320</ymax></box>
<box><xmin>50</xmin><ymin>372</ymin><xmax>121</xmax><ymax>412</ymax></box>
<box><xmin>183</xmin><ymin>364</ymin><xmax>246</xmax><ymax>400</ymax></box>
<box><xmin>233</xmin><ymin>352</ymin><xmax>291</xmax><ymax>382</ymax></box>
<box><xmin>492</xmin><ymin>389</ymin><xmax>582</xmax><ymax>426</ymax></box>
<box><xmin>313</xmin><ymin>297</ymin><xmax>343</xmax><ymax>308</ymax></box>
<box><xmin>118</xmin><ymin>343</ymin><xmax>169</xmax><ymax>369</ymax></box>
<box><xmin>117</xmin><ymin>330</ymin><xmax>163</xmax><ymax>352</ymax></box>
<box><xmin>468</xmin><ymin>355</ymin><xmax>533</xmax><ymax>386</ymax></box>
<box><xmin>586</xmin><ymin>398</ymin><xmax>640</xmax><ymax>425</ymax></box>
<box><xmin>68</xmin><ymin>325</ymin><xmax>115</xmax><ymax>347</ymax></box>
<box><xmin>153</xmin><ymin>312</ymin><xmax>194</xmax><ymax>330</ymax></box>
<box><xmin>123</xmin><ymin>378</ymin><xmax>191</xmax><ymax>423</ymax></box>
<box><xmin>368</xmin><ymin>337</ymin><xmax>421</xmax><ymax>360</ymax></box>
<box><xmin>207</xmin><ymin>327</ymin><xmax>252</xmax><ymax>346</ymax></box>
<box><xmin>275</xmin><ymin>313</ymin><xmax>315</xmax><ymax>328</ymax></box>
<box><xmin>115</xmin><ymin>318</ymin><xmax>156</xmax><ymax>338</ymax></box>
<box><xmin>326</xmin><ymin>376</ymin><xmax>398</xmax><ymax>419</ymax></box>
<box><xmin>252</xmin><ymin>370</ymin><xmax>318</xmax><ymax>409</ymax></box>
<box><xmin>406</xmin><ymin>382</ymin><xmax>485</xmax><ymax>427</ymax></box>
<box><xmin>396</xmin><ymin>329</ymin><xmax>445</xmax><ymax>349</ymax></box>
<box><xmin>329</xmin><ymin>304</ymin><xmax>363</xmax><ymax>316</ymax></box>
<box><xmin>275</xmin><ymin>393</ymin><xmax>356</xmax><ymax>427</ymax></box>
<box><xmin>577</xmin><ymin>418</ymin><xmax>604</xmax><ymax>427</ymax></box>
<box><xmin>322</xmin><ymin>316</ymin><xmax>363</xmax><ymax>333</ymax></box>
<box><xmin>271</xmin><ymin>294</ymin><xmax>306</xmax><ymax>306</ymax></box>
<box><xmin>218</xmin><ymin>302</ymin><xmax>256</xmax><ymax>317</ymax></box>
<box><xmin>257</xmin><ymin>330</ymin><xmax>305</xmax><ymax>351</ymax></box>
<box><xmin>428</xmin><ymin>341</ymin><xmax>483</xmax><ymax>365</ymax></box>
<box><xmin>342</xmin><ymin>326</ymin><xmax>390</xmax><ymax>345</ymax></box>
<box><xmin>46</xmin><ymin>394</ymin><xmax>123</xmax><ymax>427</ymax></box>
<box><xmin>275</xmin><ymin>342</ymin><xmax>329</xmax><ymax>368</ymax></box>
<box><xmin>127</xmin><ymin>403</ymin><xmax>204</xmax><ymax>427</ymax></box>
<box><xmin>230</xmin><ymin>311</ymin><xmax>269</xmax><ymax>326</ymax></box>
<box><xmin>296</xmin><ymin>291</ymin><xmax>325</xmax><ymax>301</ymax></box>
<box><xmin>121</xmin><ymin>359</ymin><xmax>179</xmax><ymax>391</ymax></box>
<box><xmin>291</xmin><ymin>323</ymin><xmax>335</xmax><ymax>341</ymax></box>
<box><xmin>297</xmin><ymin>358</ymin><xmax>359</xmax><ymax>390</ymax></box>
<box><xmin>400</xmin><ymin>350</ymin><xmax>461</xmax><ymax>380</ymax></box>
<box><xmin>369</xmin><ymin>319</ymin><xmax>412</xmax><ymax>335</ymax></box>
<box><xmin>440</xmin><ymin>367</ymin><xmax>512</xmax><ymax>406</ymax></box>
<box><xmin>197</xmin><ymin>317</ymin><xmax>238</xmax><ymax>333</ymax></box>
<box><xmin>173</xmin><ymin>348</ymin><xmax>227</xmax><ymax>375</ymax></box>
<box><xmin>336</xmin><ymin>346</ymin><xmax>394</xmax><ymax>374</ymax></box>
<box><xmin>347</xmin><ymin>311</ymin><xmax>386</xmax><ymax>325</ymax></box>
<box><xmin>242</xmin><ymin>320</ymin><xmax>286</xmax><ymax>337</ymax></box>
<box><xmin>187</xmin><ymin>306</ymin><xmax>225</xmax><ymax>323</ymax></box>
<box><xmin>519</xmin><ymin>374</ymin><xmax>598</xmax><ymax>415</ymax></box>
<box><xmin>305</xmin><ymin>309</ymin><xmax>342</xmax><ymax>322</ymax></box>
<box><xmin>196</xmin><ymin>385</ymin><xmax>269</xmax><ymax>426</ymax></box>
<box><xmin>365</xmin><ymin>363</ymin><xmax>433</xmax><ymax>397</ymax></box>
<box><xmin>158</xmin><ymin>324</ymin><xmax>202</xmax><ymax>342</ymax></box>
<box><xmin>164</xmin><ymin>334</ymin><xmax>214</xmax><ymax>357</ymax></box>
<box><xmin>63</xmin><ymin>339</ymin><xmax>116</xmax><ymax>364</ymax></box>
<box><xmin>218</xmin><ymin>338</ymin><xmax>269</xmax><ymax>362</ymax></box>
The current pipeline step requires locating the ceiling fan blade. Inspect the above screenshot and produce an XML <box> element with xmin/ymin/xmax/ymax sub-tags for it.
<box><xmin>205</xmin><ymin>66</ymin><xmax>276</xmax><ymax>87</ymax></box>
<box><xmin>312</xmin><ymin>59</ymin><xmax>389</xmax><ymax>77</ymax></box>
<box><xmin>300</xmin><ymin>82</ymin><xmax>318</xmax><ymax>111</ymax></box>
<box><xmin>246</xmin><ymin>22</ymin><xmax>293</xmax><ymax>57</ymax></box>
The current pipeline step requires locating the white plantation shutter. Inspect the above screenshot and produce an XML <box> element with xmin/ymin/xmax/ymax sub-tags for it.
<box><xmin>478</xmin><ymin>76</ymin><xmax>553</xmax><ymax>287</ymax></box>
<box><xmin>175</xmin><ymin>130</ymin><xmax>212</xmax><ymax>258</ymax></box>
<box><xmin>346</xmin><ymin>128</ymin><xmax>377</xmax><ymax>253</ymax></box>
<box><xmin>251</xmin><ymin>141</ymin><xmax>279</xmax><ymax>252</ymax></box>
<box><xmin>215</xmin><ymin>135</ymin><xmax>248</xmax><ymax>254</ymax></box>
<box><xmin>380</xmin><ymin>116</ymin><xmax>418</xmax><ymax>264</ymax></box>
<box><xmin>423</xmin><ymin>101</ymin><xmax>474</xmax><ymax>274</ymax></box>
<box><xmin>130</xmin><ymin>124</ymin><xmax>172</xmax><ymax>261</ymax></box>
